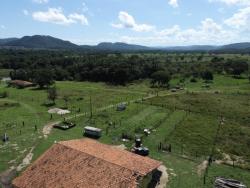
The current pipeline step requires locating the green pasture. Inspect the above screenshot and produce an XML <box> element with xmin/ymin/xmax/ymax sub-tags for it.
<box><xmin>0</xmin><ymin>75</ymin><xmax>249</xmax><ymax>187</ymax></box>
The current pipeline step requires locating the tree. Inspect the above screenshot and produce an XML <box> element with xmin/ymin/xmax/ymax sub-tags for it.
<box><xmin>33</xmin><ymin>69</ymin><xmax>54</xmax><ymax>88</ymax></box>
<box><xmin>47</xmin><ymin>86</ymin><xmax>57</xmax><ymax>104</ymax></box>
<box><xmin>201</xmin><ymin>71</ymin><xmax>213</xmax><ymax>81</ymax></box>
<box><xmin>225</xmin><ymin>59</ymin><xmax>248</xmax><ymax>77</ymax></box>
<box><xmin>9</xmin><ymin>69</ymin><xmax>28</xmax><ymax>80</ymax></box>
<box><xmin>63</xmin><ymin>95</ymin><xmax>70</xmax><ymax>108</ymax></box>
<box><xmin>151</xmin><ymin>71</ymin><xmax>171</xmax><ymax>87</ymax></box>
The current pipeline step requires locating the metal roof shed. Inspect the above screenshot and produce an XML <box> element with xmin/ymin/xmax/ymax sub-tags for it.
<box><xmin>84</xmin><ymin>126</ymin><xmax>102</xmax><ymax>138</ymax></box>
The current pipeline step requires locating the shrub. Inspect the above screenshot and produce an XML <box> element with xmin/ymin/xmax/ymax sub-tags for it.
<box><xmin>0</xmin><ymin>91</ymin><xmax>8</xmax><ymax>98</ymax></box>
<box><xmin>190</xmin><ymin>78</ymin><xmax>197</xmax><ymax>83</ymax></box>
<box><xmin>43</xmin><ymin>100</ymin><xmax>55</xmax><ymax>107</ymax></box>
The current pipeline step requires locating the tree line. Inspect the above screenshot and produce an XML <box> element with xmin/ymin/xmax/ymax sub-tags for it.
<box><xmin>0</xmin><ymin>49</ymin><xmax>249</xmax><ymax>87</ymax></box>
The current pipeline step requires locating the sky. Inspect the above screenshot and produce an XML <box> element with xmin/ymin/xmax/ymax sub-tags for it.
<box><xmin>0</xmin><ymin>0</ymin><xmax>250</xmax><ymax>46</ymax></box>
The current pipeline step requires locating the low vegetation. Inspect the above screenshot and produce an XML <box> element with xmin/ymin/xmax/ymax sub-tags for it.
<box><xmin>0</xmin><ymin>51</ymin><xmax>249</xmax><ymax>187</ymax></box>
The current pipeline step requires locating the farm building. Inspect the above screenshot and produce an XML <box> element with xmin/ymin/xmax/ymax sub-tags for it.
<box><xmin>84</xmin><ymin>126</ymin><xmax>102</xmax><ymax>138</ymax></box>
<box><xmin>8</xmin><ymin>80</ymin><xmax>35</xmax><ymax>89</ymax></box>
<box><xmin>12</xmin><ymin>139</ymin><xmax>162</xmax><ymax>188</ymax></box>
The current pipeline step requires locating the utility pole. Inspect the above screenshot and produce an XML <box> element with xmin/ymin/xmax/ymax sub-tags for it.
<box><xmin>90</xmin><ymin>96</ymin><xmax>93</xmax><ymax>119</ymax></box>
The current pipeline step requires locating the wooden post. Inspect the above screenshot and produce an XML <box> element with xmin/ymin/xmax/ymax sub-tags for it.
<box><xmin>90</xmin><ymin>96</ymin><xmax>93</xmax><ymax>118</ymax></box>
<box><xmin>203</xmin><ymin>174</ymin><xmax>206</xmax><ymax>185</ymax></box>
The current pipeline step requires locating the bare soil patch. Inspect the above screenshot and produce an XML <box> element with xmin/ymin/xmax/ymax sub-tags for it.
<box><xmin>197</xmin><ymin>160</ymin><xmax>208</xmax><ymax>176</ymax></box>
<box><xmin>156</xmin><ymin>165</ymin><xmax>169</xmax><ymax>188</ymax></box>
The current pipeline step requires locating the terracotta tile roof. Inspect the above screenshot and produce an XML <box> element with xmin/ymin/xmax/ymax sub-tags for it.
<box><xmin>9</xmin><ymin>80</ymin><xmax>34</xmax><ymax>87</ymax></box>
<box><xmin>13</xmin><ymin>139</ymin><xmax>161</xmax><ymax>188</ymax></box>
<box><xmin>60</xmin><ymin>139</ymin><xmax>161</xmax><ymax>176</ymax></box>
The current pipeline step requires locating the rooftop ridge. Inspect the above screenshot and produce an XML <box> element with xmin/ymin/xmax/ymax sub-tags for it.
<box><xmin>13</xmin><ymin>139</ymin><xmax>161</xmax><ymax>188</ymax></box>
<box><xmin>58</xmin><ymin>141</ymin><xmax>146</xmax><ymax>176</ymax></box>
<box><xmin>58</xmin><ymin>139</ymin><xmax>161</xmax><ymax>175</ymax></box>
<box><xmin>58</xmin><ymin>143</ymin><xmax>140</xmax><ymax>187</ymax></box>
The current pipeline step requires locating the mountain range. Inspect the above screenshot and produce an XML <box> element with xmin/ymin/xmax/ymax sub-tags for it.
<box><xmin>0</xmin><ymin>35</ymin><xmax>250</xmax><ymax>52</ymax></box>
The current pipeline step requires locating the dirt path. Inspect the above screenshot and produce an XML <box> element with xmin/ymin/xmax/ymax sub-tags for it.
<box><xmin>16</xmin><ymin>147</ymin><xmax>35</xmax><ymax>172</ymax></box>
<box><xmin>197</xmin><ymin>160</ymin><xmax>208</xmax><ymax>176</ymax></box>
<box><xmin>42</xmin><ymin>121</ymin><xmax>60</xmax><ymax>138</ymax></box>
<box><xmin>156</xmin><ymin>165</ymin><xmax>169</xmax><ymax>188</ymax></box>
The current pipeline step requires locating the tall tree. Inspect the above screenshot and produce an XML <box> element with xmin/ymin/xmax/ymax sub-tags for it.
<box><xmin>151</xmin><ymin>71</ymin><xmax>171</xmax><ymax>87</ymax></box>
<box><xmin>201</xmin><ymin>70</ymin><xmax>214</xmax><ymax>81</ymax></box>
<box><xmin>33</xmin><ymin>69</ymin><xmax>54</xmax><ymax>88</ymax></box>
<box><xmin>47</xmin><ymin>86</ymin><xmax>57</xmax><ymax>104</ymax></box>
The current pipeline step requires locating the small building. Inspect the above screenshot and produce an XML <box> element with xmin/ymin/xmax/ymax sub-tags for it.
<box><xmin>12</xmin><ymin>139</ymin><xmax>162</xmax><ymax>188</ymax></box>
<box><xmin>84</xmin><ymin>126</ymin><xmax>102</xmax><ymax>138</ymax></box>
<box><xmin>8</xmin><ymin>80</ymin><xmax>34</xmax><ymax>89</ymax></box>
<box><xmin>117</xmin><ymin>103</ymin><xmax>126</xmax><ymax>111</ymax></box>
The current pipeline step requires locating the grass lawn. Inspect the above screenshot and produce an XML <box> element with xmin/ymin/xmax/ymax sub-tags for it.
<box><xmin>0</xmin><ymin>75</ymin><xmax>250</xmax><ymax>188</ymax></box>
<box><xmin>0</xmin><ymin>80</ymin><xmax>152</xmax><ymax>172</ymax></box>
<box><xmin>205</xmin><ymin>164</ymin><xmax>250</xmax><ymax>187</ymax></box>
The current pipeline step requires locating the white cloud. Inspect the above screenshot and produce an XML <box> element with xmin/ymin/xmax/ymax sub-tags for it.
<box><xmin>120</xmin><ymin>18</ymin><xmax>237</xmax><ymax>46</ymax></box>
<box><xmin>111</xmin><ymin>11</ymin><xmax>154</xmax><ymax>32</ymax></box>
<box><xmin>158</xmin><ymin>25</ymin><xmax>181</xmax><ymax>36</ymax></box>
<box><xmin>69</xmin><ymin>13</ymin><xmax>88</xmax><ymax>25</ymax></box>
<box><xmin>32</xmin><ymin>8</ymin><xmax>88</xmax><ymax>26</ymax></box>
<box><xmin>209</xmin><ymin>0</ymin><xmax>250</xmax><ymax>6</ymax></box>
<box><xmin>23</xmin><ymin>9</ymin><xmax>29</xmax><ymax>16</ymax></box>
<box><xmin>168</xmin><ymin>0</ymin><xmax>179</xmax><ymax>8</ymax></box>
<box><xmin>32</xmin><ymin>0</ymin><xmax>49</xmax><ymax>4</ymax></box>
<box><xmin>134</xmin><ymin>24</ymin><xmax>155</xmax><ymax>32</ymax></box>
<box><xmin>224</xmin><ymin>6</ymin><xmax>250</xmax><ymax>28</ymax></box>
<box><xmin>201</xmin><ymin>18</ymin><xmax>223</xmax><ymax>33</ymax></box>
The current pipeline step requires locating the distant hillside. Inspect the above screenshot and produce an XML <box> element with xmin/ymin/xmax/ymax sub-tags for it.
<box><xmin>219</xmin><ymin>42</ymin><xmax>250</xmax><ymax>50</ymax></box>
<box><xmin>94</xmin><ymin>42</ymin><xmax>151</xmax><ymax>51</ymax></box>
<box><xmin>0</xmin><ymin>35</ymin><xmax>250</xmax><ymax>53</ymax></box>
<box><xmin>158</xmin><ymin>45</ymin><xmax>218</xmax><ymax>51</ymax></box>
<box><xmin>2</xmin><ymin>35</ymin><xmax>79</xmax><ymax>50</ymax></box>
<box><xmin>0</xmin><ymin>38</ymin><xmax>18</xmax><ymax>45</ymax></box>
<box><xmin>211</xmin><ymin>42</ymin><xmax>250</xmax><ymax>53</ymax></box>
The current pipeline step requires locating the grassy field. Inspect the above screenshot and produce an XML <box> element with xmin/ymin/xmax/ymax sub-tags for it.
<box><xmin>0</xmin><ymin>75</ymin><xmax>250</xmax><ymax>187</ymax></box>
<box><xmin>0</xmin><ymin>80</ymin><xmax>153</xmax><ymax>172</ymax></box>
